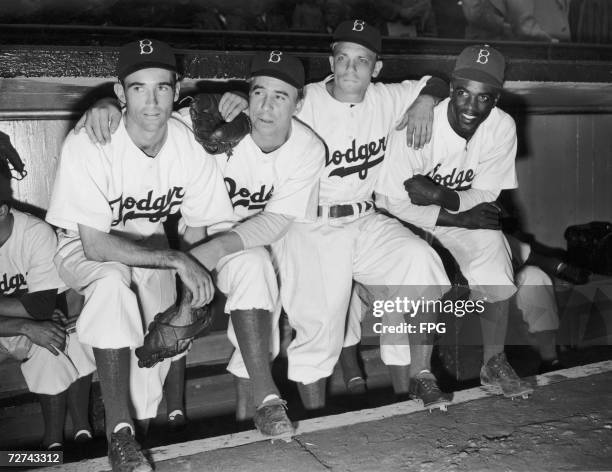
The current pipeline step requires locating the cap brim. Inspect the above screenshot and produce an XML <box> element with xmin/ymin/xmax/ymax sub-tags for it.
<box><xmin>452</xmin><ymin>69</ymin><xmax>503</xmax><ymax>89</ymax></box>
<box><xmin>118</xmin><ymin>62</ymin><xmax>177</xmax><ymax>80</ymax></box>
<box><xmin>251</xmin><ymin>69</ymin><xmax>303</xmax><ymax>89</ymax></box>
<box><xmin>332</xmin><ymin>36</ymin><xmax>380</xmax><ymax>55</ymax></box>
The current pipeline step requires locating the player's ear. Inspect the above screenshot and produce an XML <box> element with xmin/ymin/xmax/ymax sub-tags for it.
<box><xmin>372</xmin><ymin>60</ymin><xmax>383</xmax><ymax>79</ymax></box>
<box><xmin>173</xmin><ymin>81</ymin><xmax>181</xmax><ymax>103</ymax></box>
<box><xmin>0</xmin><ymin>203</ymin><xmax>9</xmax><ymax>218</ymax></box>
<box><xmin>114</xmin><ymin>81</ymin><xmax>126</xmax><ymax>106</ymax></box>
<box><xmin>328</xmin><ymin>55</ymin><xmax>335</xmax><ymax>73</ymax></box>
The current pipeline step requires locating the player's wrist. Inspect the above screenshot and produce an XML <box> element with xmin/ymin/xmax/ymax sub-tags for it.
<box><xmin>17</xmin><ymin>318</ymin><xmax>35</xmax><ymax>337</ymax></box>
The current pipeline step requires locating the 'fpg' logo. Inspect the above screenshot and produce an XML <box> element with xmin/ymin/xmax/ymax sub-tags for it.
<box><xmin>476</xmin><ymin>48</ymin><xmax>490</xmax><ymax>64</ymax></box>
<box><xmin>139</xmin><ymin>39</ymin><xmax>154</xmax><ymax>55</ymax></box>
<box><xmin>352</xmin><ymin>20</ymin><xmax>365</xmax><ymax>31</ymax></box>
<box><xmin>268</xmin><ymin>51</ymin><xmax>282</xmax><ymax>63</ymax></box>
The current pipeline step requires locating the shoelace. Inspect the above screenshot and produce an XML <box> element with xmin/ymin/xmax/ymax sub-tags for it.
<box><xmin>491</xmin><ymin>355</ymin><xmax>519</xmax><ymax>381</ymax></box>
<box><xmin>113</xmin><ymin>433</ymin><xmax>142</xmax><ymax>462</ymax></box>
<box><xmin>416</xmin><ymin>376</ymin><xmax>441</xmax><ymax>393</ymax></box>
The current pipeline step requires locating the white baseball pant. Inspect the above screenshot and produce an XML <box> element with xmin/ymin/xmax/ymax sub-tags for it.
<box><xmin>275</xmin><ymin>212</ymin><xmax>450</xmax><ymax>384</ymax></box>
<box><xmin>55</xmin><ymin>241</ymin><xmax>179</xmax><ymax>419</ymax></box>
<box><xmin>0</xmin><ymin>332</ymin><xmax>95</xmax><ymax>395</ymax></box>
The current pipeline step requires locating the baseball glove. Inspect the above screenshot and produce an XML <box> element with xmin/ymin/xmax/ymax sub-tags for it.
<box><xmin>135</xmin><ymin>302</ymin><xmax>214</xmax><ymax>368</ymax></box>
<box><xmin>189</xmin><ymin>93</ymin><xmax>251</xmax><ymax>156</ymax></box>
<box><xmin>0</xmin><ymin>131</ymin><xmax>27</xmax><ymax>180</ymax></box>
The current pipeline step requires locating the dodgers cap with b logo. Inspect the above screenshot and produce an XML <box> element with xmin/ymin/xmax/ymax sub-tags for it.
<box><xmin>250</xmin><ymin>51</ymin><xmax>305</xmax><ymax>89</ymax></box>
<box><xmin>452</xmin><ymin>44</ymin><xmax>505</xmax><ymax>88</ymax></box>
<box><xmin>333</xmin><ymin>19</ymin><xmax>381</xmax><ymax>55</ymax></box>
<box><xmin>117</xmin><ymin>39</ymin><xmax>177</xmax><ymax>81</ymax></box>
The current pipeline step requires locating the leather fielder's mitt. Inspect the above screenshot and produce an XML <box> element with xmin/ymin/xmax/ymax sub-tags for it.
<box><xmin>135</xmin><ymin>303</ymin><xmax>214</xmax><ymax>368</ymax></box>
<box><xmin>189</xmin><ymin>93</ymin><xmax>251</xmax><ymax>156</ymax></box>
<box><xmin>0</xmin><ymin>131</ymin><xmax>27</xmax><ymax>180</ymax></box>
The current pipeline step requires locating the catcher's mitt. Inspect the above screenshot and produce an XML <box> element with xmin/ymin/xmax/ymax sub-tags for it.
<box><xmin>189</xmin><ymin>93</ymin><xmax>251</xmax><ymax>156</ymax></box>
<box><xmin>135</xmin><ymin>303</ymin><xmax>214</xmax><ymax>368</ymax></box>
<box><xmin>0</xmin><ymin>131</ymin><xmax>27</xmax><ymax>180</ymax></box>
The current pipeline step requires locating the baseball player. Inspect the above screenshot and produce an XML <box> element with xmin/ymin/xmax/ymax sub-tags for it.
<box><xmin>506</xmin><ymin>234</ymin><xmax>566</xmax><ymax>372</ymax></box>
<box><xmin>75</xmin><ymin>52</ymin><xmax>324</xmax><ymax>437</ymax></box>
<box><xmin>269</xmin><ymin>20</ymin><xmax>454</xmax><ymax>410</ymax></box>
<box><xmin>0</xmin><ymin>167</ymin><xmax>95</xmax><ymax>450</ymax></box>
<box><xmin>376</xmin><ymin>44</ymin><xmax>533</xmax><ymax>399</ymax></box>
<box><xmin>46</xmin><ymin>39</ymin><xmax>234</xmax><ymax>472</ymax></box>
<box><xmin>184</xmin><ymin>51</ymin><xmax>324</xmax><ymax>436</ymax></box>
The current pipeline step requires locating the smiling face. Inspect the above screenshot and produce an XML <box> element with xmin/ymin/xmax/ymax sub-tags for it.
<box><xmin>114</xmin><ymin>67</ymin><xmax>179</xmax><ymax>136</ymax></box>
<box><xmin>329</xmin><ymin>41</ymin><xmax>382</xmax><ymax>101</ymax></box>
<box><xmin>448</xmin><ymin>77</ymin><xmax>500</xmax><ymax>140</ymax></box>
<box><xmin>248</xmin><ymin>75</ymin><xmax>302</xmax><ymax>149</ymax></box>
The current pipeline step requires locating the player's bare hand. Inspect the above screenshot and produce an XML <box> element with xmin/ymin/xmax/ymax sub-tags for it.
<box><xmin>458</xmin><ymin>202</ymin><xmax>501</xmax><ymax>230</ymax></box>
<box><xmin>174</xmin><ymin>253</ymin><xmax>214</xmax><ymax>308</ymax></box>
<box><xmin>404</xmin><ymin>175</ymin><xmax>440</xmax><ymax>206</ymax></box>
<box><xmin>74</xmin><ymin>97</ymin><xmax>122</xmax><ymax>145</ymax></box>
<box><xmin>218</xmin><ymin>92</ymin><xmax>248</xmax><ymax>122</ymax></box>
<box><xmin>395</xmin><ymin>95</ymin><xmax>435</xmax><ymax>149</ymax></box>
<box><xmin>21</xmin><ymin>320</ymin><xmax>66</xmax><ymax>355</ymax></box>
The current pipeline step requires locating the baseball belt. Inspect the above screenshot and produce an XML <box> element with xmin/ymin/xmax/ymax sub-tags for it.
<box><xmin>317</xmin><ymin>201</ymin><xmax>375</xmax><ymax>218</ymax></box>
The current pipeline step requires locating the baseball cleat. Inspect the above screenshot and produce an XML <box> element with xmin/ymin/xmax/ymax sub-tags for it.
<box><xmin>108</xmin><ymin>426</ymin><xmax>152</xmax><ymax>472</ymax></box>
<box><xmin>253</xmin><ymin>398</ymin><xmax>295</xmax><ymax>439</ymax></box>
<box><xmin>408</xmin><ymin>371</ymin><xmax>453</xmax><ymax>412</ymax></box>
<box><xmin>480</xmin><ymin>352</ymin><xmax>533</xmax><ymax>399</ymax></box>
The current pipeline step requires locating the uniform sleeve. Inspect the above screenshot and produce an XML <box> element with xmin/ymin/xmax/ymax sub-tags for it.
<box><xmin>379</xmin><ymin>76</ymin><xmax>431</xmax><ymax>123</ymax></box>
<box><xmin>471</xmin><ymin>113</ymin><xmax>518</xmax><ymax>191</ymax></box>
<box><xmin>46</xmin><ymin>133</ymin><xmax>113</xmax><ymax>233</ymax></box>
<box><xmin>457</xmin><ymin>188</ymin><xmax>500</xmax><ymax>212</ymax></box>
<box><xmin>180</xmin><ymin>147</ymin><xmax>235</xmax><ymax>228</ymax></box>
<box><xmin>24</xmin><ymin>221</ymin><xmax>65</xmax><ymax>292</ymax></box>
<box><xmin>265</xmin><ymin>130</ymin><xmax>324</xmax><ymax>222</ymax></box>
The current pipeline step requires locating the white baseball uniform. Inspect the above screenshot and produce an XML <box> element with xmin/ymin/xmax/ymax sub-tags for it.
<box><xmin>507</xmin><ymin>235</ymin><xmax>559</xmax><ymax>333</ymax></box>
<box><xmin>274</xmin><ymin>76</ymin><xmax>452</xmax><ymax>384</ymax></box>
<box><xmin>0</xmin><ymin>209</ymin><xmax>95</xmax><ymax>395</ymax></box>
<box><xmin>377</xmin><ymin>97</ymin><xmax>518</xmax><ymax>304</ymax></box>
<box><xmin>177</xmin><ymin>110</ymin><xmax>324</xmax><ymax>379</ymax></box>
<box><xmin>46</xmin><ymin>114</ymin><xmax>234</xmax><ymax>418</ymax></box>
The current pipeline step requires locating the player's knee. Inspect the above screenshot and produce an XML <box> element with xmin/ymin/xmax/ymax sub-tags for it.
<box><xmin>235</xmin><ymin>248</ymin><xmax>275</xmax><ymax>281</ymax></box>
<box><xmin>91</xmin><ymin>263</ymin><xmax>132</xmax><ymax>291</ymax></box>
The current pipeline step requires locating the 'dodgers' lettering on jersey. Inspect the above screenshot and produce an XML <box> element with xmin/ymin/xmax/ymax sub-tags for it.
<box><xmin>326</xmin><ymin>138</ymin><xmax>386</xmax><ymax>180</ymax></box>
<box><xmin>225</xmin><ymin>178</ymin><xmax>274</xmax><ymax>211</ymax></box>
<box><xmin>427</xmin><ymin>164</ymin><xmax>475</xmax><ymax>190</ymax></box>
<box><xmin>109</xmin><ymin>187</ymin><xmax>185</xmax><ymax>226</ymax></box>
<box><xmin>0</xmin><ymin>272</ymin><xmax>27</xmax><ymax>296</ymax></box>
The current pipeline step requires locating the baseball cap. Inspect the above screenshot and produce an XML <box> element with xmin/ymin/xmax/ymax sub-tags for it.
<box><xmin>452</xmin><ymin>44</ymin><xmax>505</xmax><ymax>88</ymax></box>
<box><xmin>116</xmin><ymin>39</ymin><xmax>177</xmax><ymax>81</ymax></box>
<box><xmin>250</xmin><ymin>51</ymin><xmax>305</xmax><ymax>89</ymax></box>
<box><xmin>333</xmin><ymin>20</ymin><xmax>381</xmax><ymax>55</ymax></box>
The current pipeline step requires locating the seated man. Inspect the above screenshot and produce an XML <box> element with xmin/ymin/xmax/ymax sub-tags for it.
<box><xmin>506</xmin><ymin>234</ymin><xmax>584</xmax><ymax>372</ymax></box>
<box><xmin>376</xmin><ymin>44</ymin><xmax>532</xmax><ymax>399</ymax></box>
<box><xmin>341</xmin><ymin>232</ymin><xmax>579</xmax><ymax>390</ymax></box>
<box><xmin>46</xmin><ymin>39</ymin><xmax>234</xmax><ymax>472</ymax></box>
<box><xmin>0</xmin><ymin>164</ymin><xmax>95</xmax><ymax>450</ymax></box>
<box><xmin>78</xmin><ymin>51</ymin><xmax>325</xmax><ymax>437</ymax></box>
